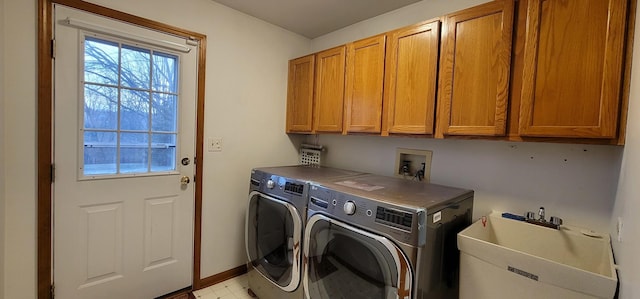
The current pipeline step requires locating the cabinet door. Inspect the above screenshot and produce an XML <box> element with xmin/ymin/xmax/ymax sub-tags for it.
<box><xmin>436</xmin><ymin>0</ymin><xmax>515</xmax><ymax>137</ymax></box>
<box><xmin>518</xmin><ymin>0</ymin><xmax>627</xmax><ymax>138</ymax></box>
<box><xmin>344</xmin><ymin>35</ymin><xmax>386</xmax><ymax>134</ymax></box>
<box><xmin>383</xmin><ymin>20</ymin><xmax>440</xmax><ymax>135</ymax></box>
<box><xmin>286</xmin><ymin>55</ymin><xmax>315</xmax><ymax>133</ymax></box>
<box><xmin>314</xmin><ymin>46</ymin><xmax>346</xmax><ymax>133</ymax></box>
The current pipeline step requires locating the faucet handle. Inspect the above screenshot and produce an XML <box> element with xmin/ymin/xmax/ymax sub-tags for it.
<box><xmin>550</xmin><ymin>216</ymin><xmax>563</xmax><ymax>226</ymax></box>
<box><xmin>525</xmin><ymin>211</ymin><xmax>536</xmax><ymax>220</ymax></box>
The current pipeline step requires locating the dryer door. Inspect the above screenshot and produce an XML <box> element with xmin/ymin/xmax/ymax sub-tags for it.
<box><xmin>246</xmin><ymin>191</ymin><xmax>303</xmax><ymax>292</ymax></box>
<box><xmin>303</xmin><ymin>214</ymin><xmax>412</xmax><ymax>299</ymax></box>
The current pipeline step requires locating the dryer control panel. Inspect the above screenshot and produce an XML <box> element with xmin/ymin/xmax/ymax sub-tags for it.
<box><xmin>308</xmin><ymin>184</ymin><xmax>424</xmax><ymax>246</ymax></box>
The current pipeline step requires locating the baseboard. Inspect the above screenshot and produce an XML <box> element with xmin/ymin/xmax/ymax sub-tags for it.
<box><xmin>196</xmin><ymin>264</ymin><xmax>248</xmax><ymax>290</ymax></box>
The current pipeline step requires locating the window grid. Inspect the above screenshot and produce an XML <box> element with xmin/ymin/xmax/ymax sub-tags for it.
<box><xmin>82</xmin><ymin>35</ymin><xmax>179</xmax><ymax>177</ymax></box>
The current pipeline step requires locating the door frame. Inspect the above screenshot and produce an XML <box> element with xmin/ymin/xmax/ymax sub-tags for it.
<box><xmin>37</xmin><ymin>0</ymin><xmax>207</xmax><ymax>298</ymax></box>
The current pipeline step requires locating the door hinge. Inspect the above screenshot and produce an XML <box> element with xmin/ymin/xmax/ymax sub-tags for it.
<box><xmin>51</xmin><ymin>39</ymin><xmax>56</xmax><ymax>59</ymax></box>
<box><xmin>50</xmin><ymin>164</ymin><xmax>55</xmax><ymax>183</ymax></box>
<box><xmin>50</xmin><ymin>284</ymin><xmax>55</xmax><ymax>299</ymax></box>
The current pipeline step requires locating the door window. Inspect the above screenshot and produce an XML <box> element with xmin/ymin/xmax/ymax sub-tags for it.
<box><xmin>82</xmin><ymin>35</ymin><xmax>179</xmax><ymax>178</ymax></box>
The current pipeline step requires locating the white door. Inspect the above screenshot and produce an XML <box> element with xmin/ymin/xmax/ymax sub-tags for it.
<box><xmin>53</xmin><ymin>5</ymin><xmax>197</xmax><ymax>298</ymax></box>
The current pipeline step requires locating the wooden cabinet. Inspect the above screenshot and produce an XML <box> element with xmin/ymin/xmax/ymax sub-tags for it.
<box><xmin>314</xmin><ymin>46</ymin><xmax>346</xmax><ymax>133</ymax></box>
<box><xmin>344</xmin><ymin>34</ymin><xmax>387</xmax><ymax>134</ymax></box>
<box><xmin>436</xmin><ymin>0</ymin><xmax>515</xmax><ymax>137</ymax></box>
<box><xmin>517</xmin><ymin>0</ymin><xmax>628</xmax><ymax>139</ymax></box>
<box><xmin>383</xmin><ymin>20</ymin><xmax>441</xmax><ymax>135</ymax></box>
<box><xmin>285</xmin><ymin>0</ymin><xmax>633</xmax><ymax>144</ymax></box>
<box><xmin>286</xmin><ymin>55</ymin><xmax>315</xmax><ymax>133</ymax></box>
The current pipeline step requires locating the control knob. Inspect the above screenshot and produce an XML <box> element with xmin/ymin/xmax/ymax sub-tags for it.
<box><xmin>266</xmin><ymin>179</ymin><xmax>275</xmax><ymax>189</ymax></box>
<box><xmin>343</xmin><ymin>201</ymin><xmax>356</xmax><ymax>215</ymax></box>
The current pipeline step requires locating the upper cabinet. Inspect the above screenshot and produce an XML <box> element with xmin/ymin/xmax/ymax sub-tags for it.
<box><xmin>436</xmin><ymin>0</ymin><xmax>515</xmax><ymax>138</ymax></box>
<box><xmin>343</xmin><ymin>34</ymin><xmax>387</xmax><ymax>134</ymax></box>
<box><xmin>285</xmin><ymin>55</ymin><xmax>315</xmax><ymax>133</ymax></box>
<box><xmin>285</xmin><ymin>0</ymin><xmax>634</xmax><ymax>144</ymax></box>
<box><xmin>383</xmin><ymin>20</ymin><xmax>441</xmax><ymax>136</ymax></box>
<box><xmin>314</xmin><ymin>46</ymin><xmax>347</xmax><ymax>133</ymax></box>
<box><xmin>517</xmin><ymin>0</ymin><xmax>628</xmax><ymax>139</ymax></box>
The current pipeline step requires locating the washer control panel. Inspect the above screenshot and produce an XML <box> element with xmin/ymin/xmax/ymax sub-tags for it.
<box><xmin>250</xmin><ymin>170</ymin><xmax>308</xmax><ymax>203</ymax></box>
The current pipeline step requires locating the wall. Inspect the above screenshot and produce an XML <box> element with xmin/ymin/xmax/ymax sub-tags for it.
<box><xmin>312</xmin><ymin>0</ymin><xmax>488</xmax><ymax>50</ymax></box>
<box><xmin>309</xmin><ymin>0</ymin><xmax>624</xmax><ymax>231</ymax></box>
<box><xmin>610</xmin><ymin>2</ymin><xmax>640</xmax><ymax>297</ymax></box>
<box><xmin>0</xmin><ymin>0</ymin><xmax>6</xmax><ymax>295</ymax></box>
<box><xmin>2</xmin><ymin>1</ymin><xmax>309</xmax><ymax>298</ymax></box>
<box><xmin>3</xmin><ymin>0</ymin><xmax>37</xmax><ymax>297</ymax></box>
<box><xmin>315</xmin><ymin>136</ymin><xmax>620</xmax><ymax>229</ymax></box>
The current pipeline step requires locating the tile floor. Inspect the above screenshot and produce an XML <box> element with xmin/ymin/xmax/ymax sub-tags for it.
<box><xmin>193</xmin><ymin>274</ymin><xmax>254</xmax><ymax>299</ymax></box>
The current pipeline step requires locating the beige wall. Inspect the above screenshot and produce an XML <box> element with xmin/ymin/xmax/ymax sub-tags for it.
<box><xmin>314</xmin><ymin>136</ymin><xmax>621</xmax><ymax>229</ymax></box>
<box><xmin>611</xmin><ymin>3</ymin><xmax>640</xmax><ymax>298</ymax></box>
<box><xmin>3</xmin><ymin>0</ymin><xmax>37</xmax><ymax>297</ymax></box>
<box><xmin>0</xmin><ymin>0</ymin><xmax>6</xmax><ymax>295</ymax></box>
<box><xmin>1</xmin><ymin>0</ymin><xmax>310</xmax><ymax>298</ymax></box>
<box><xmin>312</xmin><ymin>0</ymin><xmax>488</xmax><ymax>51</ymax></box>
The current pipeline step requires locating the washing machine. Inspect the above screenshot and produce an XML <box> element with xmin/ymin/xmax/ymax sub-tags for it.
<box><xmin>303</xmin><ymin>174</ymin><xmax>474</xmax><ymax>299</ymax></box>
<box><xmin>245</xmin><ymin>165</ymin><xmax>364</xmax><ymax>299</ymax></box>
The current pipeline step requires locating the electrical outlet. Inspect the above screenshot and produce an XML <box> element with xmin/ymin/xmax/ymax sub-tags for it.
<box><xmin>207</xmin><ymin>137</ymin><xmax>222</xmax><ymax>152</ymax></box>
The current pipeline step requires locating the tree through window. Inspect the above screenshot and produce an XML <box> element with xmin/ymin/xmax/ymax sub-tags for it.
<box><xmin>82</xmin><ymin>36</ymin><xmax>179</xmax><ymax>177</ymax></box>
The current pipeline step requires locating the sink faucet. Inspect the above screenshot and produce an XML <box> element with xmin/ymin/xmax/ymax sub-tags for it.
<box><xmin>525</xmin><ymin>206</ymin><xmax>562</xmax><ymax>229</ymax></box>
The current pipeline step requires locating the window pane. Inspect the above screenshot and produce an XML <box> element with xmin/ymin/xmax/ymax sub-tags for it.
<box><xmin>120</xmin><ymin>132</ymin><xmax>149</xmax><ymax>173</ymax></box>
<box><xmin>121</xmin><ymin>89</ymin><xmax>150</xmax><ymax>131</ymax></box>
<box><xmin>81</xmin><ymin>37</ymin><xmax>182</xmax><ymax>178</ymax></box>
<box><xmin>153</xmin><ymin>52</ymin><xmax>178</xmax><ymax>93</ymax></box>
<box><xmin>84</xmin><ymin>84</ymin><xmax>118</xmax><ymax>130</ymax></box>
<box><xmin>152</xmin><ymin>93</ymin><xmax>177</xmax><ymax>132</ymax></box>
<box><xmin>84</xmin><ymin>131</ymin><xmax>117</xmax><ymax>175</ymax></box>
<box><xmin>121</xmin><ymin>45</ymin><xmax>150</xmax><ymax>89</ymax></box>
<box><xmin>151</xmin><ymin>133</ymin><xmax>176</xmax><ymax>171</ymax></box>
<box><xmin>84</xmin><ymin>37</ymin><xmax>119</xmax><ymax>85</ymax></box>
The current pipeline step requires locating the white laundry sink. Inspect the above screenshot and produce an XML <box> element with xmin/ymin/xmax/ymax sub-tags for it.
<box><xmin>457</xmin><ymin>212</ymin><xmax>617</xmax><ymax>299</ymax></box>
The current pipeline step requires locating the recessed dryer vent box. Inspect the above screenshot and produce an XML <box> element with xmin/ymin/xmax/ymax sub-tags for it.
<box><xmin>395</xmin><ymin>148</ymin><xmax>433</xmax><ymax>183</ymax></box>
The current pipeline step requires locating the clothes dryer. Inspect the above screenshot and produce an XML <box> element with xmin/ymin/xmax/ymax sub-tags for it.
<box><xmin>303</xmin><ymin>174</ymin><xmax>473</xmax><ymax>299</ymax></box>
<box><xmin>245</xmin><ymin>165</ymin><xmax>363</xmax><ymax>299</ymax></box>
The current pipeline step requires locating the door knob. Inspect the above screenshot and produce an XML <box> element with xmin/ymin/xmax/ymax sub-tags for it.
<box><xmin>181</xmin><ymin>176</ymin><xmax>191</xmax><ymax>185</ymax></box>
